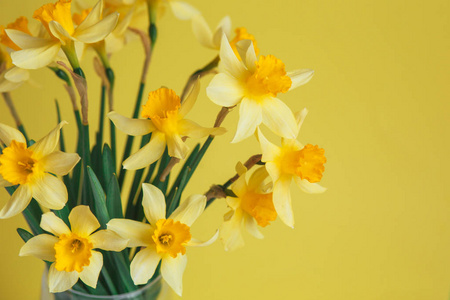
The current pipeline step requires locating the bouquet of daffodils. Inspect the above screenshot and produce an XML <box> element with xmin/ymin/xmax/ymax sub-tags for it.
<box><xmin>0</xmin><ymin>0</ymin><xmax>327</xmax><ymax>298</ymax></box>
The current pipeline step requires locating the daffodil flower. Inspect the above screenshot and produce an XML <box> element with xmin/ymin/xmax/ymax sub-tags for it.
<box><xmin>191</xmin><ymin>14</ymin><xmax>259</xmax><ymax>58</ymax></box>
<box><xmin>146</xmin><ymin>0</ymin><xmax>200</xmax><ymax>21</ymax></box>
<box><xmin>206</xmin><ymin>34</ymin><xmax>315</xmax><ymax>143</ymax></box>
<box><xmin>0</xmin><ymin>121</ymin><xmax>80</xmax><ymax>219</ymax></box>
<box><xmin>220</xmin><ymin>162</ymin><xmax>276</xmax><ymax>251</ymax></box>
<box><xmin>257</xmin><ymin>109</ymin><xmax>327</xmax><ymax>228</ymax></box>
<box><xmin>5</xmin><ymin>0</ymin><xmax>119</xmax><ymax>70</ymax></box>
<box><xmin>108</xmin><ymin>81</ymin><xmax>225</xmax><ymax>170</ymax></box>
<box><xmin>107</xmin><ymin>183</ymin><xmax>217</xmax><ymax>296</ymax></box>
<box><xmin>19</xmin><ymin>206</ymin><xmax>129</xmax><ymax>293</ymax></box>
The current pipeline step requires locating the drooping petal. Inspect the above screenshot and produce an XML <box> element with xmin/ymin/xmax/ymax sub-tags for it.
<box><xmin>248</xmin><ymin>166</ymin><xmax>270</xmax><ymax>192</ymax></box>
<box><xmin>287</xmin><ymin>69</ymin><xmax>314</xmax><ymax>91</ymax></box>
<box><xmin>107</xmin><ymin>219</ymin><xmax>153</xmax><ymax>247</ymax></box>
<box><xmin>130</xmin><ymin>247</ymin><xmax>160</xmax><ymax>285</ymax></box>
<box><xmin>48</xmin><ymin>263</ymin><xmax>79</xmax><ymax>293</ymax></box>
<box><xmin>5</xmin><ymin>67</ymin><xmax>30</xmax><ymax>83</ymax></box>
<box><xmin>206</xmin><ymin>73</ymin><xmax>245</xmax><ymax>107</ymax></box>
<box><xmin>142</xmin><ymin>183</ymin><xmax>166</xmax><ymax>225</ymax></box>
<box><xmin>179</xmin><ymin>78</ymin><xmax>200</xmax><ymax>117</ymax></box>
<box><xmin>0</xmin><ymin>174</ymin><xmax>14</xmax><ymax>188</ymax></box>
<box><xmin>178</xmin><ymin>119</ymin><xmax>225</xmax><ymax>139</ymax></box>
<box><xmin>235</xmin><ymin>40</ymin><xmax>256</xmax><ymax>71</ymax></box>
<box><xmin>19</xmin><ymin>234</ymin><xmax>58</xmax><ymax>261</ymax></box>
<box><xmin>169</xmin><ymin>1</ymin><xmax>200</xmax><ymax>20</ymax></box>
<box><xmin>160</xmin><ymin>253</ymin><xmax>187</xmax><ymax>296</ymax></box>
<box><xmin>186</xmin><ymin>230</ymin><xmax>218</xmax><ymax>247</ymax></box>
<box><xmin>42</xmin><ymin>151</ymin><xmax>80</xmax><ymax>176</ymax></box>
<box><xmin>220</xmin><ymin>208</ymin><xmax>244</xmax><ymax>251</ymax></box>
<box><xmin>0</xmin><ymin>185</ymin><xmax>32</xmax><ymax>219</ymax></box>
<box><xmin>40</xmin><ymin>212</ymin><xmax>71</xmax><ymax>236</ymax></box>
<box><xmin>294</xmin><ymin>177</ymin><xmax>327</xmax><ymax>194</ymax></box>
<box><xmin>0</xmin><ymin>123</ymin><xmax>26</xmax><ymax>145</ymax></box>
<box><xmin>243</xmin><ymin>214</ymin><xmax>264</xmax><ymax>239</ymax></box>
<box><xmin>74</xmin><ymin>13</ymin><xmax>119</xmax><ymax>44</ymax></box>
<box><xmin>166</xmin><ymin>135</ymin><xmax>189</xmax><ymax>159</ymax></box>
<box><xmin>261</xmin><ymin>97</ymin><xmax>298</xmax><ymax>139</ymax></box>
<box><xmin>273</xmin><ymin>177</ymin><xmax>294</xmax><ymax>228</ymax></box>
<box><xmin>90</xmin><ymin>230</ymin><xmax>129</xmax><ymax>251</ymax></box>
<box><xmin>257</xmin><ymin>128</ymin><xmax>281</xmax><ymax>163</ymax></box>
<box><xmin>191</xmin><ymin>14</ymin><xmax>214</xmax><ymax>49</ymax></box>
<box><xmin>79</xmin><ymin>250</ymin><xmax>103</xmax><ymax>289</ymax></box>
<box><xmin>218</xmin><ymin>34</ymin><xmax>248</xmax><ymax>80</ymax></box>
<box><xmin>212</xmin><ymin>16</ymin><xmax>232</xmax><ymax>47</ymax></box>
<box><xmin>10</xmin><ymin>42</ymin><xmax>61</xmax><ymax>69</ymax></box>
<box><xmin>75</xmin><ymin>0</ymin><xmax>103</xmax><ymax>31</ymax></box>
<box><xmin>122</xmin><ymin>132</ymin><xmax>166</xmax><ymax>170</ymax></box>
<box><xmin>5</xmin><ymin>29</ymin><xmax>52</xmax><ymax>49</ymax></box>
<box><xmin>170</xmin><ymin>194</ymin><xmax>206</xmax><ymax>226</ymax></box>
<box><xmin>0</xmin><ymin>77</ymin><xmax>22</xmax><ymax>93</ymax></box>
<box><xmin>31</xmin><ymin>174</ymin><xmax>67</xmax><ymax>210</ymax></box>
<box><xmin>30</xmin><ymin>121</ymin><xmax>67</xmax><ymax>158</ymax></box>
<box><xmin>108</xmin><ymin>112</ymin><xmax>155</xmax><ymax>136</ymax></box>
<box><xmin>294</xmin><ymin>108</ymin><xmax>308</xmax><ymax>133</ymax></box>
<box><xmin>232</xmin><ymin>98</ymin><xmax>262</xmax><ymax>143</ymax></box>
<box><xmin>69</xmin><ymin>205</ymin><xmax>100</xmax><ymax>237</ymax></box>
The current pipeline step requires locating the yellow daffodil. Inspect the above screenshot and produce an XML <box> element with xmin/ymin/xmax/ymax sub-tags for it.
<box><xmin>5</xmin><ymin>0</ymin><xmax>119</xmax><ymax>70</ymax></box>
<box><xmin>108</xmin><ymin>81</ymin><xmax>225</xmax><ymax>170</ymax></box>
<box><xmin>257</xmin><ymin>109</ymin><xmax>327</xmax><ymax>228</ymax></box>
<box><xmin>19</xmin><ymin>206</ymin><xmax>129</xmax><ymax>293</ymax></box>
<box><xmin>191</xmin><ymin>14</ymin><xmax>259</xmax><ymax>58</ymax></box>
<box><xmin>206</xmin><ymin>34</ymin><xmax>315</xmax><ymax>143</ymax></box>
<box><xmin>220</xmin><ymin>162</ymin><xmax>276</xmax><ymax>251</ymax></box>
<box><xmin>107</xmin><ymin>183</ymin><xmax>217</xmax><ymax>296</ymax></box>
<box><xmin>146</xmin><ymin>0</ymin><xmax>199</xmax><ymax>21</ymax></box>
<box><xmin>0</xmin><ymin>122</ymin><xmax>80</xmax><ymax>219</ymax></box>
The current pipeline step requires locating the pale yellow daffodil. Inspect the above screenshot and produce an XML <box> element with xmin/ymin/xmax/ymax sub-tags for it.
<box><xmin>19</xmin><ymin>206</ymin><xmax>129</xmax><ymax>293</ymax></box>
<box><xmin>108</xmin><ymin>81</ymin><xmax>225</xmax><ymax>170</ymax></box>
<box><xmin>5</xmin><ymin>0</ymin><xmax>119</xmax><ymax>70</ymax></box>
<box><xmin>220</xmin><ymin>162</ymin><xmax>276</xmax><ymax>251</ymax></box>
<box><xmin>107</xmin><ymin>183</ymin><xmax>217</xmax><ymax>296</ymax></box>
<box><xmin>0</xmin><ymin>122</ymin><xmax>80</xmax><ymax>219</ymax></box>
<box><xmin>258</xmin><ymin>109</ymin><xmax>327</xmax><ymax>228</ymax></box>
<box><xmin>206</xmin><ymin>34</ymin><xmax>315</xmax><ymax>143</ymax></box>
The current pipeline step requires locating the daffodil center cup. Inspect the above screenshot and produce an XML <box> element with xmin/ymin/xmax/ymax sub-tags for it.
<box><xmin>241</xmin><ymin>191</ymin><xmax>277</xmax><ymax>227</ymax></box>
<box><xmin>33</xmin><ymin>0</ymin><xmax>75</xmax><ymax>39</ymax></box>
<box><xmin>0</xmin><ymin>140</ymin><xmax>43</xmax><ymax>185</ymax></box>
<box><xmin>245</xmin><ymin>55</ymin><xmax>292</xmax><ymax>100</ymax></box>
<box><xmin>142</xmin><ymin>88</ymin><xmax>181</xmax><ymax>135</ymax></box>
<box><xmin>152</xmin><ymin>219</ymin><xmax>191</xmax><ymax>258</ymax></box>
<box><xmin>279</xmin><ymin>144</ymin><xmax>326</xmax><ymax>183</ymax></box>
<box><xmin>54</xmin><ymin>233</ymin><xmax>93</xmax><ymax>272</ymax></box>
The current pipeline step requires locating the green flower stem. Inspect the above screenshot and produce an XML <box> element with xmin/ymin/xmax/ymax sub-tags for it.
<box><xmin>181</xmin><ymin>55</ymin><xmax>219</xmax><ymax>100</ymax></box>
<box><xmin>61</xmin><ymin>41</ymin><xmax>85</xmax><ymax>79</ymax></box>
<box><xmin>49</xmin><ymin>67</ymin><xmax>72</xmax><ymax>86</ymax></box>
<box><xmin>147</xmin><ymin>3</ymin><xmax>158</xmax><ymax>45</ymax></box>
<box><xmin>2</xmin><ymin>92</ymin><xmax>28</xmax><ymax>142</ymax></box>
<box><xmin>98</xmin><ymin>85</ymin><xmax>106</xmax><ymax>151</ymax></box>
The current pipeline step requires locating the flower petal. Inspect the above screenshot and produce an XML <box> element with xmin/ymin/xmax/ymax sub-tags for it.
<box><xmin>294</xmin><ymin>177</ymin><xmax>327</xmax><ymax>194</ymax></box>
<box><xmin>5</xmin><ymin>67</ymin><xmax>30</xmax><ymax>83</ymax></box>
<box><xmin>248</xmin><ymin>166</ymin><xmax>270</xmax><ymax>192</ymax></box>
<box><xmin>178</xmin><ymin>119</ymin><xmax>225</xmax><ymax>139</ymax></box>
<box><xmin>79</xmin><ymin>250</ymin><xmax>103</xmax><ymax>289</ymax></box>
<box><xmin>294</xmin><ymin>108</ymin><xmax>308</xmax><ymax>133</ymax></box>
<box><xmin>0</xmin><ymin>185</ymin><xmax>32</xmax><ymax>219</ymax></box>
<box><xmin>218</xmin><ymin>34</ymin><xmax>248</xmax><ymax>80</ymax></box>
<box><xmin>191</xmin><ymin>14</ymin><xmax>215</xmax><ymax>49</ymax></box>
<box><xmin>186</xmin><ymin>230</ymin><xmax>218</xmax><ymax>247</ymax></box>
<box><xmin>170</xmin><ymin>194</ymin><xmax>206</xmax><ymax>226</ymax></box>
<box><xmin>273</xmin><ymin>177</ymin><xmax>294</xmax><ymax>228</ymax></box>
<box><xmin>48</xmin><ymin>21</ymin><xmax>72</xmax><ymax>44</ymax></box>
<box><xmin>31</xmin><ymin>174</ymin><xmax>67</xmax><ymax>210</ymax></box>
<box><xmin>107</xmin><ymin>219</ymin><xmax>152</xmax><ymax>247</ymax></box>
<box><xmin>130</xmin><ymin>247</ymin><xmax>160</xmax><ymax>285</ymax></box>
<box><xmin>19</xmin><ymin>234</ymin><xmax>58</xmax><ymax>261</ymax></box>
<box><xmin>89</xmin><ymin>229</ymin><xmax>128</xmax><ymax>251</ymax></box>
<box><xmin>169</xmin><ymin>1</ymin><xmax>200</xmax><ymax>20</ymax></box>
<box><xmin>261</xmin><ymin>97</ymin><xmax>297</xmax><ymax>139</ymax></box>
<box><xmin>74</xmin><ymin>13</ymin><xmax>119</xmax><ymax>44</ymax></box>
<box><xmin>123</xmin><ymin>132</ymin><xmax>166</xmax><ymax>170</ymax></box>
<box><xmin>264</xmin><ymin>162</ymin><xmax>281</xmax><ymax>185</ymax></box>
<box><xmin>179</xmin><ymin>78</ymin><xmax>200</xmax><ymax>117</ymax></box>
<box><xmin>68</xmin><ymin>206</ymin><xmax>100</xmax><ymax>237</ymax></box>
<box><xmin>235</xmin><ymin>40</ymin><xmax>257</xmax><ymax>72</ymax></box>
<box><xmin>0</xmin><ymin>76</ymin><xmax>22</xmax><ymax>93</ymax></box>
<box><xmin>40</xmin><ymin>212</ymin><xmax>71</xmax><ymax>236</ymax></box>
<box><xmin>108</xmin><ymin>111</ymin><xmax>155</xmax><ymax>136</ymax></box>
<box><xmin>257</xmin><ymin>129</ymin><xmax>281</xmax><ymax>163</ymax></box>
<box><xmin>288</xmin><ymin>69</ymin><xmax>314</xmax><ymax>91</ymax></box>
<box><xmin>161</xmin><ymin>253</ymin><xmax>187</xmax><ymax>296</ymax></box>
<box><xmin>243</xmin><ymin>214</ymin><xmax>264</xmax><ymax>239</ymax></box>
<box><xmin>48</xmin><ymin>263</ymin><xmax>79</xmax><ymax>293</ymax></box>
<box><xmin>76</xmin><ymin>0</ymin><xmax>103</xmax><ymax>31</ymax></box>
<box><xmin>219</xmin><ymin>208</ymin><xmax>244</xmax><ymax>251</ymax></box>
<box><xmin>232</xmin><ymin>98</ymin><xmax>262</xmax><ymax>143</ymax></box>
<box><xmin>10</xmin><ymin>42</ymin><xmax>61</xmax><ymax>69</ymax></box>
<box><xmin>0</xmin><ymin>123</ymin><xmax>26</xmax><ymax>145</ymax></box>
<box><xmin>42</xmin><ymin>151</ymin><xmax>80</xmax><ymax>176</ymax></box>
<box><xmin>212</xmin><ymin>16</ymin><xmax>232</xmax><ymax>47</ymax></box>
<box><xmin>30</xmin><ymin>121</ymin><xmax>67</xmax><ymax>158</ymax></box>
<box><xmin>5</xmin><ymin>29</ymin><xmax>52</xmax><ymax>49</ymax></box>
<box><xmin>206</xmin><ymin>73</ymin><xmax>245</xmax><ymax>107</ymax></box>
<box><xmin>166</xmin><ymin>135</ymin><xmax>189</xmax><ymax>159</ymax></box>
<box><xmin>142</xmin><ymin>183</ymin><xmax>166</xmax><ymax>225</ymax></box>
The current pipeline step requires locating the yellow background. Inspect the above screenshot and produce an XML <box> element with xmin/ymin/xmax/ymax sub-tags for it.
<box><xmin>1</xmin><ymin>0</ymin><xmax>450</xmax><ymax>299</ymax></box>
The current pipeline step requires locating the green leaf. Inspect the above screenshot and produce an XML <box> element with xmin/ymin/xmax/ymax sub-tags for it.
<box><xmin>106</xmin><ymin>174</ymin><xmax>123</xmax><ymax>219</ymax></box>
<box><xmin>17</xmin><ymin>228</ymin><xmax>34</xmax><ymax>243</ymax></box>
<box><xmin>86</xmin><ymin>166</ymin><xmax>110</xmax><ymax>228</ymax></box>
<box><xmin>102</xmin><ymin>144</ymin><xmax>114</xmax><ymax>187</ymax></box>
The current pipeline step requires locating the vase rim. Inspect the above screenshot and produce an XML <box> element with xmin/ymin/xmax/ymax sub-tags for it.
<box><xmin>66</xmin><ymin>275</ymin><xmax>162</xmax><ymax>299</ymax></box>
